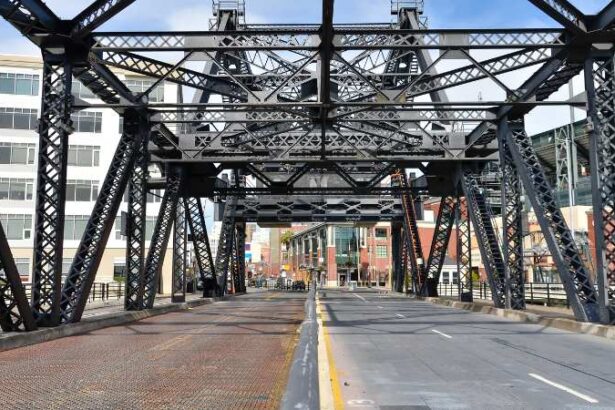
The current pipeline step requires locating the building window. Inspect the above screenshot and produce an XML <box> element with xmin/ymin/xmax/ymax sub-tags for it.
<box><xmin>0</xmin><ymin>73</ymin><xmax>39</xmax><ymax>96</ymax></box>
<box><xmin>14</xmin><ymin>258</ymin><xmax>30</xmax><ymax>275</ymax></box>
<box><xmin>62</xmin><ymin>258</ymin><xmax>73</xmax><ymax>275</ymax></box>
<box><xmin>147</xmin><ymin>189</ymin><xmax>164</xmax><ymax>203</ymax></box>
<box><xmin>125</xmin><ymin>78</ymin><xmax>164</xmax><ymax>102</ymax></box>
<box><xmin>442</xmin><ymin>271</ymin><xmax>450</xmax><ymax>284</ymax></box>
<box><xmin>64</xmin><ymin>216</ymin><xmax>89</xmax><ymax>240</ymax></box>
<box><xmin>0</xmin><ymin>214</ymin><xmax>32</xmax><ymax>240</ymax></box>
<box><xmin>71</xmin><ymin>79</ymin><xmax>95</xmax><ymax>99</ymax></box>
<box><xmin>376</xmin><ymin>245</ymin><xmax>387</xmax><ymax>258</ymax></box>
<box><xmin>375</xmin><ymin>228</ymin><xmax>387</xmax><ymax>239</ymax></box>
<box><xmin>68</xmin><ymin>145</ymin><xmax>100</xmax><ymax>167</ymax></box>
<box><xmin>0</xmin><ymin>107</ymin><xmax>38</xmax><ymax>130</ymax></box>
<box><xmin>115</xmin><ymin>216</ymin><xmax>123</xmax><ymax>240</ymax></box>
<box><xmin>66</xmin><ymin>180</ymin><xmax>99</xmax><ymax>202</ymax></box>
<box><xmin>0</xmin><ymin>178</ymin><xmax>34</xmax><ymax>200</ymax></box>
<box><xmin>0</xmin><ymin>143</ymin><xmax>35</xmax><ymax>164</ymax></box>
<box><xmin>70</xmin><ymin>111</ymin><xmax>102</xmax><ymax>133</ymax></box>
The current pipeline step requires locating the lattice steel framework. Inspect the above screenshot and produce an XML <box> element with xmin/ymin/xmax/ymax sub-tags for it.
<box><xmin>214</xmin><ymin>197</ymin><xmax>238</xmax><ymax>296</ymax></box>
<box><xmin>499</xmin><ymin>123</ymin><xmax>526</xmax><ymax>310</ymax></box>
<box><xmin>585</xmin><ymin>53</ymin><xmax>615</xmax><ymax>324</ymax></box>
<box><xmin>172</xmin><ymin>190</ymin><xmax>187</xmax><ymax>303</ymax></box>
<box><xmin>31</xmin><ymin>56</ymin><xmax>73</xmax><ymax>327</ymax></box>
<box><xmin>185</xmin><ymin>198</ymin><xmax>216</xmax><ymax>296</ymax></box>
<box><xmin>143</xmin><ymin>167</ymin><xmax>183</xmax><ymax>309</ymax></box>
<box><xmin>462</xmin><ymin>171</ymin><xmax>507</xmax><ymax>308</ymax></box>
<box><xmin>421</xmin><ymin>196</ymin><xmax>456</xmax><ymax>297</ymax></box>
<box><xmin>1</xmin><ymin>0</ymin><xmax>615</xmax><ymax>328</ymax></box>
<box><xmin>456</xmin><ymin>198</ymin><xmax>472</xmax><ymax>303</ymax></box>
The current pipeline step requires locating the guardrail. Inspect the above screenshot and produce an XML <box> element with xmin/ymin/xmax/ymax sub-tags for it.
<box><xmin>17</xmin><ymin>282</ymin><xmax>125</xmax><ymax>304</ymax></box>
<box><xmin>436</xmin><ymin>282</ymin><xmax>572</xmax><ymax>308</ymax></box>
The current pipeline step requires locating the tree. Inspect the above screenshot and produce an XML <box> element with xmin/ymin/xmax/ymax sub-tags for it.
<box><xmin>280</xmin><ymin>230</ymin><xmax>294</xmax><ymax>246</ymax></box>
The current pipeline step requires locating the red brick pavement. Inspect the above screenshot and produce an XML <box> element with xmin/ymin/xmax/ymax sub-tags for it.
<box><xmin>0</xmin><ymin>291</ymin><xmax>305</xmax><ymax>410</ymax></box>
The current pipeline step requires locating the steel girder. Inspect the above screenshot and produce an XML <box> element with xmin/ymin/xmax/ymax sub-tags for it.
<box><xmin>456</xmin><ymin>198</ymin><xmax>472</xmax><ymax>303</ymax></box>
<box><xmin>124</xmin><ymin>121</ymin><xmax>149</xmax><ymax>311</ymax></box>
<box><xmin>421</xmin><ymin>196</ymin><xmax>456</xmax><ymax>297</ymax></box>
<box><xmin>0</xmin><ymin>222</ymin><xmax>36</xmax><ymax>331</ymax></box>
<box><xmin>185</xmin><ymin>198</ymin><xmax>216</xmax><ymax>296</ymax></box>
<box><xmin>391</xmin><ymin>222</ymin><xmax>403</xmax><ymax>293</ymax></box>
<box><xmin>172</xmin><ymin>190</ymin><xmax>187</xmax><ymax>303</ymax></box>
<box><xmin>71</xmin><ymin>0</ymin><xmax>137</xmax><ymax>37</ymax></box>
<box><xmin>393</xmin><ymin>172</ymin><xmax>425</xmax><ymax>293</ymax></box>
<box><xmin>231</xmin><ymin>222</ymin><xmax>246</xmax><ymax>294</ymax></box>
<box><xmin>502</xmin><ymin>120</ymin><xmax>600</xmax><ymax>322</ymax></box>
<box><xmin>585</xmin><ymin>53</ymin><xmax>615</xmax><ymax>324</ymax></box>
<box><xmin>461</xmin><ymin>171</ymin><xmax>507</xmax><ymax>308</ymax></box>
<box><xmin>142</xmin><ymin>167</ymin><xmax>183</xmax><ymax>309</ymax></box>
<box><xmin>30</xmin><ymin>55</ymin><xmax>73</xmax><ymax>327</ymax></box>
<box><xmin>214</xmin><ymin>197</ymin><xmax>239</xmax><ymax>296</ymax></box>
<box><xmin>528</xmin><ymin>0</ymin><xmax>587</xmax><ymax>33</ymax></box>
<box><xmin>61</xmin><ymin>110</ymin><xmax>149</xmax><ymax>323</ymax></box>
<box><xmin>499</xmin><ymin>123</ymin><xmax>526</xmax><ymax>310</ymax></box>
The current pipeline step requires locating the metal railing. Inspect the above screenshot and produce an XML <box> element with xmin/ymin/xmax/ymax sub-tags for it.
<box><xmin>19</xmin><ymin>282</ymin><xmax>125</xmax><ymax>304</ymax></box>
<box><xmin>436</xmin><ymin>282</ymin><xmax>573</xmax><ymax>308</ymax></box>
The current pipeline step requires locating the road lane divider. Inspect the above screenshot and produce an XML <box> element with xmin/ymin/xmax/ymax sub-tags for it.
<box><xmin>431</xmin><ymin>329</ymin><xmax>453</xmax><ymax>339</ymax></box>
<box><xmin>317</xmin><ymin>294</ymin><xmax>344</xmax><ymax>410</ymax></box>
<box><xmin>529</xmin><ymin>373</ymin><xmax>598</xmax><ymax>404</ymax></box>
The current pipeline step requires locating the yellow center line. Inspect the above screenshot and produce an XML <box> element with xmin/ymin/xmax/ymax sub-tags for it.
<box><xmin>317</xmin><ymin>297</ymin><xmax>344</xmax><ymax>410</ymax></box>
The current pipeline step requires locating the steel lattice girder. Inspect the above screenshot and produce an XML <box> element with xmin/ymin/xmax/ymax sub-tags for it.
<box><xmin>421</xmin><ymin>196</ymin><xmax>457</xmax><ymax>297</ymax></box>
<box><xmin>142</xmin><ymin>166</ymin><xmax>183</xmax><ymax>309</ymax></box>
<box><xmin>499</xmin><ymin>123</ymin><xmax>526</xmax><ymax>310</ymax></box>
<box><xmin>461</xmin><ymin>171</ymin><xmax>507</xmax><ymax>308</ymax></box>
<box><xmin>30</xmin><ymin>55</ymin><xmax>73</xmax><ymax>327</ymax></box>
<box><xmin>185</xmin><ymin>198</ymin><xmax>216</xmax><ymax>286</ymax></box>
<box><xmin>502</xmin><ymin>120</ymin><xmax>600</xmax><ymax>322</ymax></box>
<box><xmin>71</xmin><ymin>0</ymin><xmax>137</xmax><ymax>37</ymax></box>
<box><xmin>528</xmin><ymin>0</ymin><xmax>587</xmax><ymax>33</ymax></box>
<box><xmin>214</xmin><ymin>197</ymin><xmax>238</xmax><ymax>296</ymax></box>
<box><xmin>124</xmin><ymin>123</ymin><xmax>149</xmax><ymax>311</ymax></box>
<box><xmin>61</xmin><ymin>110</ymin><xmax>149</xmax><ymax>323</ymax></box>
<box><xmin>393</xmin><ymin>172</ymin><xmax>425</xmax><ymax>291</ymax></box>
<box><xmin>233</xmin><ymin>223</ymin><xmax>246</xmax><ymax>293</ymax></box>
<box><xmin>172</xmin><ymin>189</ymin><xmax>187</xmax><ymax>303</ymax></box>
<box><xmin>456</xmin><ymin>198</ymin><xmax>472</xmax><ymax>302</ymax></box>
<box><xmin>585</xmin><ymin>53</ymin><xmax>615</xmax><ymax>324</ymax></box>
<box><xmin>0</xmin><ymin>222</ymin><xmax>36</xmax><ymax>331</ymax></box>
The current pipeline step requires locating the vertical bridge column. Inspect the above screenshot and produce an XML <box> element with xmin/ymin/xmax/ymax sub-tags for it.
<box><xmin>31</xmin><ymin>53</ymin><xmax>73</xmax><ymax>327</ymax></box>
<box><xmin>456</xmin><ymin>197</ymin><xmax>472</xmax><ymax>302</ymax></box>
<box><xmin>391</xmin><ymin>222</ymin><xmax>403</xmax><ymax>293</ymax></box>
<box><xmin>499</xmin><ymin>121</ymin><xmax>526</xmax><ymax>310</ymax></box>
<box><xmin>585</xmin><ymin>53</ymin><xmax>615</xmax><ymax>324</ymax></box>
<box><xmin>125</xmin><ymin>113</ymin><xmax>149</xmax><ymax>311</ymax></box>
<box><xmin>172</xmin><ymin>190</ymin><xmax>187</xmax><ymax>303</ymax></box>
<box><xmin>185</xmin><ymin>198</ymin><xmax>216</xmax><ymax>297</ymax></box>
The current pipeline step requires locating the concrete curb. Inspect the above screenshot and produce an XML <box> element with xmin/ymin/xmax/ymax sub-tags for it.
<box><xmin>280</xmin><ymin>286</ymin><xmax>319</xmax><ymax>410</ymax></box>
<box><xmin>0</xmin><ymin>295</ymin><xmax>238</xmax><ymax>353</ymax></box>
<box><xmin>424</xmin><ymin>297</ymin><xmax>615</xmax><ymax>341</ymax></box>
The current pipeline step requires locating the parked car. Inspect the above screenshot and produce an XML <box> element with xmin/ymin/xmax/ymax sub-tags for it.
<box><xmin>292</xmin><ymin>280</ymin><xmax>306</xmax><ymax>291</ymax></box>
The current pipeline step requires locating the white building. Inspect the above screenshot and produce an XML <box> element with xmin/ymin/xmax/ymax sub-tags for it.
<box><xmin>0</xmin><ymin>54</ymin><xmax>176</xmax><ymax>293</ymax></box>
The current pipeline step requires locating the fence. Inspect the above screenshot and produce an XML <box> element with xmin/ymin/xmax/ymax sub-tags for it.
<box><xmin>436</xmin><ymin>282</ymin><xmax>571</xmax><ymax>308</ymax></box>
<box><xmin>19</xmin><ymin>282</ymin><xmax>125</xmax><ymax>304</ymax></box>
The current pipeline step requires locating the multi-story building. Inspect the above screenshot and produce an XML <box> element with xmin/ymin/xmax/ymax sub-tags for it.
<box><xmin>0</xmin><ymin>54</ymin><xmax>177</xmax><ymax>293</ymax></box>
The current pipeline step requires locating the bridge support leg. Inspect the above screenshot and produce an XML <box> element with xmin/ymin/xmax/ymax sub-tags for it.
<box><xmin>214</xmin><ymin>197</ymin><xmax>238</xmax><ymax>296</ymax></box>
<box><xmin>456</xmin><ymin>198</ymin><xmax>472</xmax><ymax>303</ymax></box>
<box><xmin>172</xmin><ymin>192</ymin><xmax>187</xmax><ymax>303</ymax></box>
<box><xmin>391</xmin><ymin>222</ymin><xmax>403</xmax><ymax>293</ymax></box>
<box><xmin>186</xmin><ymin>198</ymin><xmax>216</xmax><ymax>297</ymax></box>
<box><xmin>422</xmin><ymin>197</ymin><xmax>456</xmax><ymax>297</ymax></box>
<box><xmin>499</xmin><ymin>123</ymin><xmax>526</xmax><ymax>310</ymax></box>
<box><xmin>461</xmin><ymin>171</ymin><xmax>507</xmax><ymax>308</ymax></box>
<box><xmin>503</xmin><ymin>119</ymin><xmax>600</xmax><ymax>322</ymax></box>
<box><xmin>0</xmin><ymin>222</ymin><xmax>37</xmax><ymax>331</ymax></box>
<box><xmin>143</xmin><ymin>166</ymin><xmax>183</xmax><ymax>309</ymax></box>
<box><xmin>31</xmin><ymin>53</ymin><xmax>73</xmax><ymax>327</ymax></box>
<box><xmin>235</xmin><ymin>222</ymin><xmax>246</xmax><ymax>293</ymax></box>
<box><xmin>61</xmin><ymin>110</ymin><xmax>149</xmax><ymax>322</ymax></box>
<box><xmin>125</xmin><ymin>116</ymin><xmax>148</xmax><ymax>311</ymax></box>
<box><xmin>585</xmin><ymin>54</ymin><xmax>615</xmax><ymax>324</ymax></box>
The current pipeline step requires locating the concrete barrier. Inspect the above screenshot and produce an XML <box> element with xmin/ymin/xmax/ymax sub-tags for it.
<box><xmin>280</xmin><ymin>285</ymin><xmax>319</xmax><ymax>410</ymax></box>
<box><xmin>424</xmin><ymin>297</ymin><xmax>615</xmax><ymax>341</ymax></box>
<box><xmin>0</xmin><ymin>295</ymin><xmax>236</xmax><ymax>353</ymax></box>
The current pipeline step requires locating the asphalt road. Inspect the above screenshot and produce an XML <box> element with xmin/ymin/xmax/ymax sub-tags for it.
<box><xmin>319</xmin><ymin>288</ymin><xmax>615</xmax><ymax>409</ymax></box>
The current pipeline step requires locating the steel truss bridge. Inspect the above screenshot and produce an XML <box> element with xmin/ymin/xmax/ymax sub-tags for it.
<box><xmin>0</xmin><ymin>0</ymin><xmax>614</xmax><ymax>332</ymax></box>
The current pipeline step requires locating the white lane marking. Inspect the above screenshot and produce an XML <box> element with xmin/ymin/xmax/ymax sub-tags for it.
<box><xmin>529</xmin><ymin>373</ymin><xmax>598</xmax><ymax>404</ymax></box>
<box><xmin>377</xmin><ymin>306</ymin><xmax>384</xmax><ymax>309</ymax></box>
<box><xmin>395</xmin><ymin>313</ymin><xmax>405</xmax><ymax>318</ymax></box>
<box><xmin>431</xmin><ymin>329</ymin><xmax>452</xmax><ymax>339</ymax></box>
<box><xmin>353</xmin><ymin>293</ymin><xmax>367</xmax><ymax>302</ymax></box>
